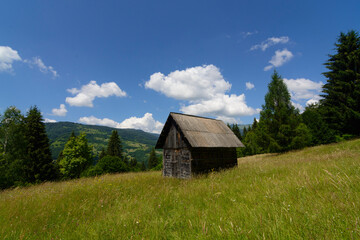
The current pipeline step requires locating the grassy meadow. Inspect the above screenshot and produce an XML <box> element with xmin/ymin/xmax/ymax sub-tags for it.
<box><xmin>1</xmin><ymin>139</ymin><xmax>360</xmax><ymax>239</ymax></box>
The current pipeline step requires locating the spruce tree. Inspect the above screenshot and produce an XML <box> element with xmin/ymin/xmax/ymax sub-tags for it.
<box><xmin>259</xmin><ymin>71</ymin><xmax>300</xmax><ymax>152</ymax></box>
<box><xmin>129</xmin><ymin>157</ymin><xmax>137</xmax><ymax>168</ymax></box>
<box><xmin>302</xmin><ymin>104</ymin><xmax>335</xmax><ymax>145</ymax></box>
<box><xmin>252</xmin><ymin>118</ymin><xmax>258</xmax><ymax>130</ymax></box>
<box><xmin>242</xmin><ymin>127</ymin><xmax>247</xmax><ymax>139</ymax></box>
<box><xmin>140</xmin><ymin>161</ymin><xmax>146</xmax><ymax>171</ymax></box>
<box><xmin>231</xmin><ymin>124</ymin><xmax>242</xmax><ymax>140</ymax></box>
<box><xmin>99</xmin><ymin>147</ymin><xmax>106</xmax><ymax>160</ymax></box>
<box><xmin>24</xmin><ymin>106</ymin><xmax>57</xmax><ymax>183</ymax></box>
<box><xmin>321</xmin><ymin>30</ymin><xmax>360</xmax><ymax>135</ymax></box>
<box><xmin>148</xmin><ymin>148</ymin><xmax>158</xmax><ymax>169</ymax></box>
<box><xmin>107</xmin><ymin>130</ymin><xmax>123</xmax><ymax>158</ymax></box>
<box><xmin>247</xmin><ymin>125</ymin><xmax>252</xmax><ymax>132</ymax></box>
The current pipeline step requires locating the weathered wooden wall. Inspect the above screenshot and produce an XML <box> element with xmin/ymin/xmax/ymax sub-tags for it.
<box><xmin>163</xmin><ymin>149</ymin><xmax>191</xmax><ymax>178</ymax></box>
<box><xmin>191</xmin><ymin>148</ymin><xmax>237</xmax><ymax>173</ymax></box>
<box><xmin>163</xmin><ymin>125</ymin><xmax>187</xmax><ymax>149</ymax></box>
<box><xmin>162</xmin><ymin>125</ymin><xmax>191</xmax><ymax>178</ymax></box>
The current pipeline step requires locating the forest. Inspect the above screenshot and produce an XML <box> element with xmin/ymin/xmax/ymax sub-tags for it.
<box><xmin>229</xmin><ymin>30</ymin><xmax>360</xmax><ymax>157</ymax></box>
<box><xmin>0</xmin><ymin>106</ymin><xmax>162</xmax><ymax>189</ymax></box>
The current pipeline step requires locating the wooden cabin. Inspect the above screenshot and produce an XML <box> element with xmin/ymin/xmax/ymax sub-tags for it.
<box><xmin>155</xmin><ymin>112</ymin><xmax>244</xmax><ymax>179</ymax></box>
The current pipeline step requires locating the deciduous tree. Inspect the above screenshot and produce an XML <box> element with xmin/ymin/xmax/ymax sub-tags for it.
<box><xmin>59</xmin><ymin>132</ymin><xmax>93</xmax><ymax>179</ymax></box>
<box><xmin>0</xmin><ymin>107</ymin><xmax>27</xmax><ymax>188</ymax></box>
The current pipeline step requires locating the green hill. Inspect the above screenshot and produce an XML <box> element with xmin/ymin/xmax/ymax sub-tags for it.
<box><xmin>1</xmin><ymin>139</ymin><xmax>359</xmax><ymax>239</ymax></box>
<box><xmin>45</xmin><ymin>122</ymin><xmax>159</xmax><ymax>162</ymax></box>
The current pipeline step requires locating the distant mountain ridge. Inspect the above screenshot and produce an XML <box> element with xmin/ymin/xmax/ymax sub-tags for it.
<box><xmin>45</xmin><ymin>122</ymin><xmax>159</xmax><ymax>163</ymax></box>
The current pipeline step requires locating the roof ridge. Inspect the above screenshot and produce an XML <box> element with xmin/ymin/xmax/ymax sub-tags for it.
<box><xmin>170</xmin><ymin>112</ymin><xmax>222</xmax><ymax>121</ymax></box>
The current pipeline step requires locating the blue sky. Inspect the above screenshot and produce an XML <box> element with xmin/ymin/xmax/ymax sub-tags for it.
<box><xmin>1</xmin><ymin>0</ymin><xmax>359</xmax><ymax>133</ymax></box>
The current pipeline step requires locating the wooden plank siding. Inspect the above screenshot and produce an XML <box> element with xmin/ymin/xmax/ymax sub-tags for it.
<box><xmin>162</xmin><ymin>125</ymin><xmax>191</xmax><ymax>178</ymax></box>
<box><xmin>191</xmin><ymin>148</ymin><xmax>238</xmax><ymax>173</ymax></box>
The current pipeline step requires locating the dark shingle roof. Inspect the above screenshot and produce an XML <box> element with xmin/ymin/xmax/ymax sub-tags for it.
<box><xmin>156</xmin><ymin>112</ymin><xmax>244</xmax><ymax>148</ymax></box>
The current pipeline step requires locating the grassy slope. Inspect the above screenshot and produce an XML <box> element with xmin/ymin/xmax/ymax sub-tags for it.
<box><xmin>1</xmin><ymin>139</ymin><xmax>360</xmax><ymax>239</ymax></box>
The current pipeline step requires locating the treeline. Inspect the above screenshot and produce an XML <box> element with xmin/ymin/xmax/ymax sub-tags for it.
<box><xmin>59</xmin><ymin>130</ymin><xmax>162</xmax><ymax>178</ymax></box>
<box><xmin>0</xmin><ymin>106</ymin><xmax>57</xmax><ymax>189</ymax></box>
<box><xmin>0</xmin><ymin>107</ymin><xmax>161</xmax><ymax>189</ymax></box>
<box><xmin>230</xmin><ymin>30</ymin><xmax>360</xmax><ymax>156</ymax></box>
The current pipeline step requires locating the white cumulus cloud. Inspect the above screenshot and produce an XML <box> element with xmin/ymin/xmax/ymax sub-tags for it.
<box><xmin>24</xmin><ymin>57</ymin><xmax>58</xmax><ymax>78</ymax></box>
<box><xmin>51</xmin><ymin>104</ymin><xmax>67</xmax><ymax>117</ymax></box>
<box><xmin>306</xmin><ymin>95</ymin><xmax>322</xmax><ymax>106</ymax></box>
<box><xmin>0</xmin><ymin>47</ymin><xmax>58</xmax><ymax>77</ymax></box>
<box><xmin>0</xmin><ymin>46</ymin><xmax>22</xmax><ymax>72</ymax></box>
<box><xmin>245</xmin><ymin>82</ymin><xmax>255</xmax><ymax>90</ymax></box>
<box><xmin>282</xmin><ymin>77</ymin><xmax>323</xmax><ymax>111</ymax></box>
<box><xmin>146</xmin><ymin>65</ymin><xmax>259</xmax><ymax>121</ymax></box>
<box><xmin>283</xmin><ymin>78</ymin><xmax>323</xmax><ymax>101</ymax></box>
<box><xmin>180</xmin><ymin>94</ymin><xmax>260</xmax><ymax>119</ymax></box>
<box><xmin>118</xmin><ymin>113</ymin><xmax>164</xmax><ymax>134</ymax></box>
<box><xmin>264</xmin><ymin>49</ymin><xmax>293</xmax><ymax>71</ymax></box>
<box><xmin>291</xmin><ymin>101</ymin><xmax>304</xmax><ymax>112</ymax></box>
<box><xmin>78</xmin><ymin>116</ymin><xmax>120</xmax><ymax>128</ymax></box>
<box><xmin>145</xmin><ymin>64</ymin><xmax>231</xmax><ymax>101</ymax></box>
<box><xmin>251</xmin><ymin>36</ymin><xmax>289</xmax><ymax>51</ymax></box>
<box><xmin>66</xmin><ymin>81</ymin><xmax>127</xmax><ymax>107</ymax></box>
<box><xmin>78</xmin><ymin>113</ymin><xmax>163</xmax><ymax>134</ymax></box>
<box><xmin>44</xmin><ymin>118</ymin><xmax>57</xmax><ymax>123</ymax></box>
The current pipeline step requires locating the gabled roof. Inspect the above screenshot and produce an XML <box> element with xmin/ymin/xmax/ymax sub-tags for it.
<box><xmin>155</xmin><ymin>112</ymin><xmax>244</xmax><ymax>149</ymax></box>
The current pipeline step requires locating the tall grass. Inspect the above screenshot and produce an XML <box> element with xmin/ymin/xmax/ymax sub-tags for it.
<box><xmin>1</xmin><ymin>139</ymin><xmax>360</xmax><ymax>239</ymax></box>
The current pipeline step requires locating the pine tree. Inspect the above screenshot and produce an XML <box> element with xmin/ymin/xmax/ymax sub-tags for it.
<box><xmin>252</xmin><ymin>118</ymin><xmax>258</xmax><ymax>130</ymax></box>
<box><xmin>129</xmin><ymin>157</ymin><xmax>137</xmax><ymax>168</ymax></box>
<box><xmin>247</xmin><ymin>125</ymin><xmax>252</xmax><ymax>133</ymax></box>
<box><xmin>24</xmin><ymin>106</ymin><xmax>57</xmax><ymax>183</ymax></box>
<box><xmin>231</xmin><ymin>124</ymin><xmax>242</xmax><ymax>140</ymax></box>
<box><xmin>140</xmin><ymin>161</ymin><xmax>146</xmax><ymax>171</ymax></box>
<box><xmin>107</xmin><ymin>130</ymin><xmax>123</xmax><ymax>158</ymax></box>
<box><xmin>321</xmin><ymin>30</ymin><xmax>360</xmax><ymax>135</ymax></box>
<box><xmin>69</xmin><ymin>131</ymin><xmax>76</xmax><ymax>140</ymax></box>
<box><xmin>302</xmin><ymin>104</ymin><xmax>335</xmax><ymax>145</ymax></box>
<box><xmin>259</xmin><ymin>71</ymin><xmax>300</xmax><ymax>152</ymax></box>
<box><xmin>148</xmin><ymin>148</ymin><xmax>158</xmax><ymax>169</ymax></box>
<box><xmin>99</xmin><ymin>147</ymin><xmax>106</xmax><ymax>160</ymax></box>
<box><xmin>242</xmin><ymin>127</ymin><xmax>247</xmax><ymax>138</ymax></box>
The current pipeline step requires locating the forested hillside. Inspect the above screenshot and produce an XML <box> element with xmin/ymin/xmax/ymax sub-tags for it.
<box><xmin>45</xmin><ymin>122</ymin><xmax>158</xmax><ymax>162</ymax></box>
